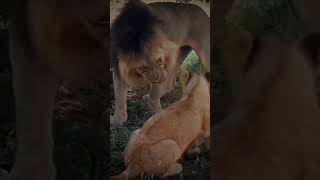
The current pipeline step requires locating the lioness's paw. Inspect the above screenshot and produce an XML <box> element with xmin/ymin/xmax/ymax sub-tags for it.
<box><xmin>162</xmin><ymin>163</ymin><xmax>182</xmax><ymax>177</ymax></box>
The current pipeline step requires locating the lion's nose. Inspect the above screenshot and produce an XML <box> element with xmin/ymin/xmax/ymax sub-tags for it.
<box><xmin>151</xmin><ymin>79</ymin><xmax>162</xmax><ymax>84</ymax></box>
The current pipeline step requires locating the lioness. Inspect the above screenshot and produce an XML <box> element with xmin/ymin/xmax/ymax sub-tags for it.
<box><xmin>110</xmin><ymin>73</ymin><xmax>210</xmax><ymax>179</ymax></box>
<box><xmin>111</xmin><ymin>0</ymin><xmax>210</xmax><ymax>126</ymax></box>
<box><xmin>1</xmin><ymin>0</ymin><xmax>108</xmax><ymax>180</ymax></box>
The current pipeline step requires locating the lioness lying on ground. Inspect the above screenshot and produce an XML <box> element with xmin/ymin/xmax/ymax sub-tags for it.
<box><xmin>111</xmin><ymin>73</ymin><xmax>210</xmax><ymax>179</ymax></box>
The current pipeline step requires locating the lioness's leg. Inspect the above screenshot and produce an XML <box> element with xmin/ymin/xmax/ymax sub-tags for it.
<box><xmin>9</xmin><ymin>39</ymin><xmax>58</xmax><ymax>180</ymax></box>
<box><xmin>161</xmin><ymin>163</ymin><xmax>182</xmax><ymax>177</ymax></box>
<box><xmin>124</xmin><ymin>129</ymin><xmax>141</xmax><ymax>166</ymax></box>
<box><xmin>113</xmin><ymin>71</ymin><xmax>128</xmax><ymax>126</ymax></box>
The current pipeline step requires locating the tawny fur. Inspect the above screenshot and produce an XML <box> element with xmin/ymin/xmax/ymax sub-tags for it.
<box><xmin>2</xmin><ymin>0</ymin><xmax>108</xmax><ymax>180</ymax></box>
<box><xmin>213</xmin><ymin>1</ymin><xmax>320</xmax><ymax>179</ymax></box>
<box><xmin>28</xmin><ymin>0</ymin><xmax>108</xmax><ymax>88</ymax></box>
<box><xmin>214</xmin><ymin>38</ymin><xmax>320</xmax><ymax>180</ymax></box>
<box><xmin>111</xmin><ymin>0</ymin><xmax>209</xmax><ymax>126</ymax></box>
<box><xmin>117</xmin><ymin>35</ymin><xmax>179</xmax><ymax>88</ymax></box>
<box><xmin>111</xmin><ymin>74</ymin><xmax>210</xmax><ymax>179</ymax></box>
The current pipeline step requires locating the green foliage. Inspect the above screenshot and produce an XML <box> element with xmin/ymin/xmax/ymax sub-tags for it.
<box><xmin>179</xmin><ymin>51</ymin><xmax>206</xmax><ymax>89</ymax></box>
<box><xmin>181</xmin><ymin>50</ymin><xmax>206</xmax><ymax>74</ymax></box>
<box><xmin>226</xmin><ymin>0</ymin><xmax>309</xmax><ymax>38</ymax></box>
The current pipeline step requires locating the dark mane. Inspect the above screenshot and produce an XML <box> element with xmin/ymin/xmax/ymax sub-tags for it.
<box><xmin>111</xmin><ymin>0</ymin><xmax>162</xmax><ymax>56</ymax></box>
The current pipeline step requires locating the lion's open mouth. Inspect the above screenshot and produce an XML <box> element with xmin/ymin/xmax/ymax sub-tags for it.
<box><xmin>151</xmin><ymin>79</ymin><xmax>162</xmax><ymax>84</ymax></box>
<box><xmin>151</xmin><ymin>71</ymin><xmax>167</xmax><ymax>84</ymax></box>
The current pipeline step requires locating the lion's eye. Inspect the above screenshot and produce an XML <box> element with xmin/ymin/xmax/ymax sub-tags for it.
<box><xmin>138</xmin><ymin>66</ymin><xmax>147</xmax><ymax>73</ymax></box>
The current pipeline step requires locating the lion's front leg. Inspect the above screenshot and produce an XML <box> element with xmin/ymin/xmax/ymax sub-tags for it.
<box><xmin>149</xmin><ymin>71</ymin><xmax>178</xmax><ymax>113</ymax></box>
<box><xmin>113</xmin><ymin>71</ymin><xmax>128</xmax><ymax>126</ymax></box>
<box><xmin>149</xmin><ymin>84</ymin><xmax>163</xmax><ymax>113</ymax></box>
<box><xmin>9</xmin><ymin>54</ymin><xmax>58</xmax><ymax>180</ymax></box>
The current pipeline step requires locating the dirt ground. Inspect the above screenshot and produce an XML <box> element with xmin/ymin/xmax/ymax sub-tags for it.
<box><xmin>109</xmin><ymin>1</ymin><xmax>211</xmax><ymax>179</ymax></box>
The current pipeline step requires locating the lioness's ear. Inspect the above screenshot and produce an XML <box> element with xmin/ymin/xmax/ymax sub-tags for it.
<box><xmin>186</xmin><ymin>72</ymin><xmax>193</xmax><ymax>85</ymax></box>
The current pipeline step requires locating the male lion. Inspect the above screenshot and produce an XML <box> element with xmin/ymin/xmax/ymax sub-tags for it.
<box><xmin>0</xmin><ymin>0</ymin><xmax>108</xmax><ymax>180</ymax></box>
<box><xmin>111</xmin><ymin>73</ymin><xmax>210</xmax><ymax>179</ymax></box>
<box><xmin>111</xmin><ymin>0</ymin><xmax>210</xmax><ymax>126</ymax></box>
